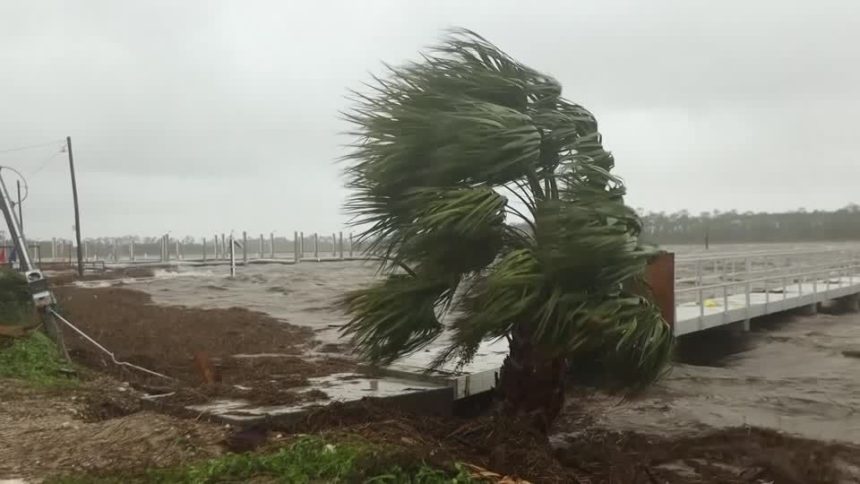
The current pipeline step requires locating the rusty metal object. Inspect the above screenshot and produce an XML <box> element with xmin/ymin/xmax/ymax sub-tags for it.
<box><xmin>193</xmin><ymin>351</ymin><xmax>217</xmax><ymax>385</ymax></box>
<box><xmin>644</xmin><ymin>251</ymin><xmax>676</xmax><ymax>329</ymax></box>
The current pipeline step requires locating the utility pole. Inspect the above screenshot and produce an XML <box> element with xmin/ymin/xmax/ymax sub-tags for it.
<box><xmin>66</xmin><ymin>136</ymin><xmax>83</xmax><ymax>276</ymax></box>
<box><xmin>16</xmin><ymin>180</ymin><xmax>22</xmax><ymax>232</ymax></box>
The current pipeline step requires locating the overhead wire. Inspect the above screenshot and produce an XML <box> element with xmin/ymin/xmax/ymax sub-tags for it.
<box><xmin>0</xmin><ymin>139</ymin><xmax>65</xmax><ymax>155</ymax></box>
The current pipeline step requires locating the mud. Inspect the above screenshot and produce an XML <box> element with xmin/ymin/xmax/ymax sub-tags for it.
<box><xmin>53</xmin><ymin>285</ymin><xmax>355</xmax><ymax>406</ymax></box>
<box><xmin>0</xmin><ymin>378</ymin><xmax>226</xmax><ymax>479</ymax></box>
<box><xmin>272</xmin><ymin>397</ymin><xmax>860</xmax><ymax>483</ymax></box>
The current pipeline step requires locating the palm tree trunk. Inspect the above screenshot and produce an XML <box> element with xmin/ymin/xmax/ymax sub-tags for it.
<box><xmin>497</xmin><ymin>323</ymin><xmax>566</xmax><ymax>433</ymax></box>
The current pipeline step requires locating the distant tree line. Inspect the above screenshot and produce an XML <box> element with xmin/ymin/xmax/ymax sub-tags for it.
<box><xmin>639</xmin><ymin>204</ymin><xmax>860</xmax><ymax>244</ymax></box>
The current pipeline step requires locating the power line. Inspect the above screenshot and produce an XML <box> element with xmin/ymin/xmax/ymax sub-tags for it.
<box><xmin>29</xmin><ymin>151</ymin><xmax>63</xmax><ymax>177</ymax></box>
<box><xmin>0</xmin><ymin>139</ymin><xmax>65</xmax><ymax>155</ymax></box>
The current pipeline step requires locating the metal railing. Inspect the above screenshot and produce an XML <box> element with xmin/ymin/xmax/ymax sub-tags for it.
<box><xmin>676</xmin><ymin>261</ymin><xmax>860</xmax><ymax>326</ymax></box>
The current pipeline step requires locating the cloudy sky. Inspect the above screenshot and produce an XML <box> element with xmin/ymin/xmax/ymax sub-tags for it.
<box><xmin>1</xmin><ymin>0</ymin><xmax>859</xmax><ymax>239</ymax></box>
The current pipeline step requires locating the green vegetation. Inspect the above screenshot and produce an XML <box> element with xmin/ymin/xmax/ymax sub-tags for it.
<box><xmin>641</xmin><ymin>205</ymin><xmax>860</xmax><ymax>244</ymax></box>
<box><xmin>49</xmin><ymin>435</ymin><xmax>475</xmax><ymax>484</ymax></box>
<box><xmin>0</xmin><ymin>268</ymin><xmax>34</xmax><ymax>324</ymax></box>
<box><xmin>0</xmin><ymin>268</ymin><xmax>73</xmax><ymax>386</ymax></box>
<box><xmin>340</xmin><ymin>29</ymin><xmax>673</xmax><ymax>430</ymax></box>
<box><xmin>0</xmin><ymin>331</ymin><xmax>71</xmax><ymax>386</ymax></box>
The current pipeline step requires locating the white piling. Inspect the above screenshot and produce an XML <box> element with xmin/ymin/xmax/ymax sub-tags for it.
<box><xmin>242</xmin><ymin>231</ymin><xmax>248</xmax><ymax>263</ymax></box>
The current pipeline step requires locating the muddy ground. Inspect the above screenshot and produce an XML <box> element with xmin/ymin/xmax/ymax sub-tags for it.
<box><xmin>53</xmin><ymin>276</ymin><xmax>355</xmax><ymax>406</ymax></box>
<box><xmin>0</xmin><ymin>378</ymin><xmax>227</xmax><ymax>478</ymax></box>
<box><xmin>6</xmin><ymin>264</ymin><xmax>858</xmax><ymax>483</ymax></box>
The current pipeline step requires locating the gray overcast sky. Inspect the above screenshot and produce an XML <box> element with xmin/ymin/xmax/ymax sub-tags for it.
<box><xmin>2</xmin><ymin>0</ymin><xmax>859</xmax><ymax>239</ymax></box>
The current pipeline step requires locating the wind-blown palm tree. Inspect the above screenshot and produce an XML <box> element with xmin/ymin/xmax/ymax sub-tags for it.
<box><xmin>341</xmin><ymin>29</ymin><xmax>673</xmax><ymax>431</ymax></box>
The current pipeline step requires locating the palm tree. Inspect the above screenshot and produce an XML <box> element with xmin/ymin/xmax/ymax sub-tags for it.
<box><xmin>341</xmin><ymin>29</ymin><xmax>673</xmax><ymax>431</ymax></box>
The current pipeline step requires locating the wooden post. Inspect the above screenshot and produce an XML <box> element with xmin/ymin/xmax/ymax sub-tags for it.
<box><xmin>259</xmin><ymin>233</ymin><xmax>264</xmax><ymax>259</ymax></box>
<box><xmin>221</xmin><ymin>233</ymin><xmax>226</xmax><ymax>260</ymax></box>
<box><xmin>130</xmin><ymin>239</ymin><xmax>135</xmax><ymax>262</ymax></box>
<box><xmin>270</xmin><ymin>232</ymin><xmax>275</xmax><ymax>259</ymax></box>
<box><xmin>349</xmin><ymin>233</ymin><xmax>353</xmax><ymax>257</ymax></box>
<box><xmin>293</xmin><ymin>231</ymin><xmax>299</xmax><ymax>262</ymax></box>
<box><xmin>66</xmin><ymin>137</ymin><xmax>84</xmax><ymax>277</ymax></box>
<box><xmin>202</xmin><ymin>237</ymin><xmax>207</xmax><ymax>261</ymax></box>
<box><xmin>314</xmin><ymin>233</ymin><xmax>319</xmax><ymax>260</ymax></box>
<box><xmin>332</xmin><ymin>233</ymin><xmax>337</xmax><ymax>257</ymax></box>
<box><xmin>339</xmin><ymin>232</ymin><xmax>344</xmax><ymax>259</ymax></box>
<box><xmin>299</xmin><ymin>232</ymin><xmax>304</xmax><ymax>260</ymax></box>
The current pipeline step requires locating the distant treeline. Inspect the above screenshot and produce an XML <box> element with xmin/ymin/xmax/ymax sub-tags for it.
<box><xmin>640</xmin><ymin>205</ymin><xmax>860</xmax><ymax>244</ymax></box>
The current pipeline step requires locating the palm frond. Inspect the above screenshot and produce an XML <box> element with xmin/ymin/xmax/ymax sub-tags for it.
<box><xmin>340</xmin><ymin>274</ymin><xmax>453</xmax><ymax>365</ymax></box>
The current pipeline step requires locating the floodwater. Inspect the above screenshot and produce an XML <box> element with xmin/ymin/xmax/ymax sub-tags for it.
<box><xmin>581</xmin><ymin>310</ymin><xmax>860</xmax><ymax>445</ymax></box>
<box><xmin>75</xmin><ymin>242</ymin><xmax>860</xmax><ymax>443</ymax></box>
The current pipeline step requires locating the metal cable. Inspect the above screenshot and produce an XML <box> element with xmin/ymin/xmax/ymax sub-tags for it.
<box><xmin>48</xmin><ymin>308</ymin><xmax>174</xmax><ymax>381</ymax></box>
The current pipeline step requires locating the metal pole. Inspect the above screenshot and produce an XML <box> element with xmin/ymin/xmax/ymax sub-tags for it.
<box><xmin>66</xmin><ymin>137</ymin><xmax>84</xmax><ymax>277</ymax></box>
<box><xmin>0</xmin><ymin>170</ymin><xmax>32</xmax><ymax>271</ymax></box>
<box><xmin>16</xmin><ymin>180</ymin><xmax>23</xmax><ymax>233</ymax></box>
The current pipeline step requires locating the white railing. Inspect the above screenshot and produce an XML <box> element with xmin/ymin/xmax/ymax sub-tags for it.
<box><xmin>676</xmin><ymin>262</ymin><xmax>860</xmax><ymax>325</ymax></box>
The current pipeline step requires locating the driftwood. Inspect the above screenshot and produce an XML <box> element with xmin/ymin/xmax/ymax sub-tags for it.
<box><xmin>0</xmin><ymin>322</ymin><xmax>40</xmax><ymax>339</ymax></box>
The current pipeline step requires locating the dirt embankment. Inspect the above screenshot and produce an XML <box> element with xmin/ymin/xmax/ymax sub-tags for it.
<box><xmin>53</xmin><ymin>282</ymin><xmax>354</xmax><ymax>406</ymax></box>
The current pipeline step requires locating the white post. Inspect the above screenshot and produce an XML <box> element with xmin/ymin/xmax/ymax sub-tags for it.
<box><xmin>259</xmin><ymin>233</ymin><xmax>264</xmax><ymax>259</ymax></box>
<box><xmin>214</xmin><ymin>233</ymin><xmax>220</xmax><ymax>259</ymax></box>
<box><xmin>332</xmin><ymin>233</ymin><xmax>337</xmax><ymax>257</ymax></box>
<box><xmin>314</xmin><ymin>233</ymin><xmax>319</xmax><ymax>260</ymax></box>
<box><xmin>270</xmin><ymin>233</ymin><xmax>275</xmax><ymax>259</ymax></box>
<box><xmin>221</xmin><ymin>234</ymin><xmax>226</xmax><ymax>260</ymax></box>
<box><xmin>242</xmin><ymin>231</ymin><xmax>248</xmax><ymax>263</ymax></box>
<box><xmin>299</xmin><ymin>232</ymin><xmax>304</xmax><ymax>260</ymax></box>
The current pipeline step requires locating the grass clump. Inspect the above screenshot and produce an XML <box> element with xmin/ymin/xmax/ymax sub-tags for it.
<box><xmin>0</xmin><ymin>331</ymin><xmax>71</xmax><ymax>386</ymax></box>
<box><xmin>50</xmin><ymin>435</ymin><xmax>476</xmax><ymax>483</ymax></box>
